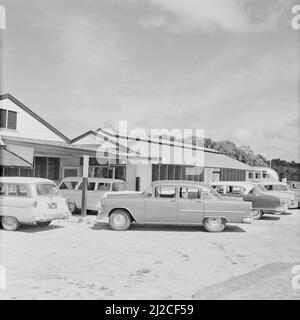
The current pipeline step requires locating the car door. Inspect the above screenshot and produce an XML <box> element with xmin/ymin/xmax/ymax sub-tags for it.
<box><xmin>77</xmin><ymin>181</ymin><xmax>97</xmax><ymax>210</ymax></box>
<box><xmin>144</xmin><ymin>185</ymin><xmax>177</xmax><ymax>223</ymax></box>
<box><xmin>58</xmin><ymin>180</ymin><xmax>79</xmax><ymax>204</ymax></box>
<box><xmin>177</xmin><ymin>186</ymin><xmax>204</xmax><ymax>224</ymax></box>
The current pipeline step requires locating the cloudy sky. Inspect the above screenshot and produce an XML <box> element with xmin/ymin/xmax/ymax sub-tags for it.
<box><xmin>1</xmin><ymin>0</ymin><xmax>299</xmax><ymax>161</ymax></box>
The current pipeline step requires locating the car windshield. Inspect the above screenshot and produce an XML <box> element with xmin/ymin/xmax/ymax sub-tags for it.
<box><xmin>249</xmin><ymin>186</ymin><xmax>263</xmax><ymax>196</ymax></box>
<box><xmin>201</xmin><ymin>186</ymin><xmax>222</xmax><ymax>200</ymax></box>
<box><xmin>257</xmin><ymin>184</ymin><xmax>268</xmax><ymax>192</ymax></box>
<box><xmin>112</xmin><ymin>181</ymin><xmax>127</xmax><ymax>191</ymax></box>
<box><xmin>36</xmin><ymin>183</ymin><xmax>59</xmax><ymax>196</ymax></box>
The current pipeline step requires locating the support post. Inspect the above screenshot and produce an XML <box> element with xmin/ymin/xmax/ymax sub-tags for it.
<box><xmin>81</xmin><ymin>155</ymin><xmax>89</xmax><ymax>217</ymax></box>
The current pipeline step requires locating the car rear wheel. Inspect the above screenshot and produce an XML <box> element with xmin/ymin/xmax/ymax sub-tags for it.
<box><xmin>1</xmin><ymin>216</ymin><xmax>21</xmax><ymax>231</ymax></box>
<box><xmin>109</xmin><ymin>210</ymin><xmax>131</xmax><ymax>231</ymax></box>
<box><xmin>203</xmin><ymin>217</ymin><xmax>226</xmax><ymax>232</ymax></box>
<box><xmin>251</xmin><ymin>209</ymin><xmax>263</xmax><ymax>220</ymax></box>
<box><xmin>36</xmin><ymin>221</ymin><xmax>51</xmax><ymax>227</ymax></box>
<box><xmin>68</xmin><ymin>201</ymin><xmax>77</xmax><ymax>214</ymax></box>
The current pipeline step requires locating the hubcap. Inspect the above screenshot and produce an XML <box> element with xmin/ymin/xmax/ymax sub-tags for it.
<box><xmin>251</xmin><ymin>209</ymin><xmax>260</xmax><ymax>218</ymax></box>
<box><xmin>4</xmin><ymin>216</ymin><xmax>17</xmax><ymax>226</ymax></box>
<box><xmin>208</xmin><ymin>217</ymin><xmax>221</xmax><ymax>226</ymax></box>
<box><xmin>113</xmin><ymin>214</ymin><xmax>126</xmax><ymax>227</ymax></box>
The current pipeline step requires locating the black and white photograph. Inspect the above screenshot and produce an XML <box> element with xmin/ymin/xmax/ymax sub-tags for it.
<box><xmin>0</xmin><ymin>0</ymin><xmax>299</xmax><ymax>305</ymax></box>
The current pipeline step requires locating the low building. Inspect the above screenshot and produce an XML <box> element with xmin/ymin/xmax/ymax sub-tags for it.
<box><xmin>0</xmin><ymin>94</ymin><xmax>255</xmax><ymax>191</ymax></box>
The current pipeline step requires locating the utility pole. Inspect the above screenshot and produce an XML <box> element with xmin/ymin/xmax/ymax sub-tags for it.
<box><xmin>81</xmin><ymin>155</ymin><xmax>89</xmax><ymax>217</ymax></box>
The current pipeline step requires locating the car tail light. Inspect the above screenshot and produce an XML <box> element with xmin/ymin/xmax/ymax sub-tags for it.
<box><xmin>32</xmin><ymin>201</ymin><xmax>38</xmax><ymax>208</ymax></box>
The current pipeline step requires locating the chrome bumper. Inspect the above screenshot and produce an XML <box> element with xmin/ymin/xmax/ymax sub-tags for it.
<box><xmin>242</xmin><ymin>217</ymin><xmax>253</xmax><ymax>223</ymax></box>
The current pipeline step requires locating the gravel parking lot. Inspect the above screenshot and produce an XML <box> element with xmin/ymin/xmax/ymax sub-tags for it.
<box><xmin>1</xmin><ymin>210</ymin><xmax>300</xmax><ymax>300</ymax></box>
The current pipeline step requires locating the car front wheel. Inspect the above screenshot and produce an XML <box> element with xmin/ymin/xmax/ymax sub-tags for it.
<box><xmin>36</xmin><ymin>221</ymin><xmax>51</xmax><ymax>227</ymax></box>
<box><xmin>251</xmin><ymin>209</ymin><xmax>263</xmax><ymax>220</ymax></box>
<box><xmin>1</xmin><ymin>216</ymin><xmax>21</xmax><ymax>231</ymax></box>
<box><xmin>203</xmin><ymin>217</ymin><xmax>226</xmax><ymax>232</ymax></box>
<box><xmin>109</xmin><ymin>210</ymin><xmax>131</xmax><ymax>231</ymax></box>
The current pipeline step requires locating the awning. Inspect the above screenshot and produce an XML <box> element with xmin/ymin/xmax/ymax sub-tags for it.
<box><xmin>0</xmin><ymin>147</ymin><xmax>32</xmax><ymax>167</ymax></box>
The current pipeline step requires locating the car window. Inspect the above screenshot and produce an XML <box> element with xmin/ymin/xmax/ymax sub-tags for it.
<box><xmin>155</xmin><ymin>186</ymin><xmax>176</xmax><ymax>198</ymax></box>
<box><xmin>97</xmin><ymin>183</ymin><xmax>111</xmax><ymax>191</ymax></box>
<box><xmin>249</xmin><ymin>186</ymin><xmax>262</xmax><ymax>196</ymax></box>
<box><xmin>272</xmin><ymin>185</ymin><xmax>285</xmax><ymax>191</ymax></box>
<box><xmin>112</xmin><ymin>182</ymin><xmax>127</xmax><ymax>191</ymax></box>
<box><xmin>226</xmin><ymin>186</ymin><xmax>245</xmax><ymax>195</ymax></box>
<box><xmin>143</xmin><ymin>185</ymin><xmax>153</xmax><ymax>197</ymax></box>
<box><xmin>36</xmin><ymin>184</ymin><xmax>58</xmax><ymax>196</ymax></box>
<box><xmin>78</xmin><ymin>182</ymin><xmax>96</xmax><ymax>191</ymax></box>
<box><xmin>59</xmin><ymin>181</ymin><xmax>78</xmax><ymax>190</ymax></box>
<box><xmin>7</xmin><ymin>184</ymin><xmax>32</xmax><ymax>197</ymax></box>
<box><xmin>213</xmin><ymin>185</ymin><xmax>225</xmax><ymax>194</ymax></box>
<box><xmin>180</xmin><ymin>187</ymin><xmax>201</xmax><ymax>199</ymax></box>
<box><xmin>0</xmin><ymin>183</ymin><xmax>6</xmax><ymax>195</ymax></box>
<box><xmin>263</xmin><ymin>185</ymin><xmax>272</xmax><ymax>191</ymax></box>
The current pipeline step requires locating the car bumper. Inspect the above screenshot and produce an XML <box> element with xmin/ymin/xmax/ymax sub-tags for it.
<box><xmin>23</xmin><ymin>212</ymin><xmax>70</xmax><ymax>223</ymax></box>
<box><xmin>242</xmin><ymin>217</ymin><xmax>253</xmax><ymax>223</ymax></box>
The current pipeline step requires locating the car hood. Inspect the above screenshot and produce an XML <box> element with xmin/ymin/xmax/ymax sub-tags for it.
<box><xmin>262</xmin><ymin>191</ymin><xmax>295</xmax><ymax>200</ymax></box>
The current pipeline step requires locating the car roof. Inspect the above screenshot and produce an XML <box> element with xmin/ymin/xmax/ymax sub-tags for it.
<box><xmin>258</xmin><ymin>181</ymin><xmax>286</xmax><ymax>185</ymax></box>
<box><xmin>210</xmin><ymin>181</ymin><xmax>255</xmax><ymax>187</ymax></box>
<box><xmin>60</xmin><ymin>177</ymin><xmax>124</xmax><ymax>183</ymax></box>
<box><xmin>152</xmin><ymin>180</ymin><xmax>211</xmax><ymax>188</ymax></box>
<box><xmin>0</xmin><ymin>177</ymin><xmax>55</xmax><ymax>184</ymax></box>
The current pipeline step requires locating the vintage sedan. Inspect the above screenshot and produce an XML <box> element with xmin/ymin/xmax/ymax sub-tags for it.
<box><xmin>0</xmin><ymin>177</ymin><xmax>71</xmax><ymax>231</ymax></box>
<box><xmin>286</xmin><ymin>181</ymin><xmax>300</xmax><ymax>208</ymax></box>
<box><xmin>97</xmin><ymin>180</ymin><xmax>253</xmax><ymax>232</ymax></box>
<box><xmin>255</xmin><ymin>181</ymin><xmax>298</xmax><ymax>209</ymax></box>
<box><xmin>211</xmin><ymin>181</ymin><xmax>288</xmax><ymax>219</ymax></box>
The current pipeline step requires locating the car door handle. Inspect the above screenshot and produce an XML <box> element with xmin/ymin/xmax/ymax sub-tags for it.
<box><xmin>170</xmin><ymin>199</ymin><xmax>177</xmax><ymax>203</ymax></box>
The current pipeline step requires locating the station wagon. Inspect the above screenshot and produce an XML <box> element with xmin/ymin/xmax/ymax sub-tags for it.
<box><xmin>286</xmin><ymin>181</ymin><xmax>300</xmax><ymax>208</ymax></box>
<box><xmin>97</xmin><ymin>180</ymin><xmax>253</xmax><ymax>232</ymax></box>
<box><xmin>0</xmin><ymin>177</ymin><xmax>70</xmax><ymax>231</ymax></box>
<box><xmin>211</xmin><ymin>181</ymin><xmax>288</xmax><ymax>219</ymax></box>
<box><xmin>58</xmin><ymin>177</ymin><xmax>130</xmax><ymax>212</ymax></box>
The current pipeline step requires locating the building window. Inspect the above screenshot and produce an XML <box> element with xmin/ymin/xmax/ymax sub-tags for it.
<box><xmin>0</xmin><ymin>109</ymin><xmax>17</xmax><ymax>130</ymax></box>
<box><xmin>34</xmin><ymin>157</ymin><xmax>60</xmax><ymax>180</ymax></box>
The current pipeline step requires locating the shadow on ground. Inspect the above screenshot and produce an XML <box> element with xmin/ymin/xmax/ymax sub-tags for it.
<box><xmin>10</xmin><ymin>224</ymin><xmax>65</xmax><ymax>233</ymax></box>
<box><xmin>193</xmin><ymin>262</ymin><xmax>300</xmax><ymax>300</ymax></box>
<box><xmin>91</xmin><ymin>222</ymin><xmax>246</xmax><ymax>233</ymax></box>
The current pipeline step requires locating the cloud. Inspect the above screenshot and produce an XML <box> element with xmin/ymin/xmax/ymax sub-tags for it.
<box><xmin>137</xmin><ymin>0</ymin><xmax>287</xmax><ymax>33</ymax></box>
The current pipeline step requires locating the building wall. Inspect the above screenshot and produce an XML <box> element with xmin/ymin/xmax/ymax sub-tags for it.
<box><xmin>220</xmin><ymin>168</ymin><xmax>246</xmax><ymax>181</ymax></box>
<box><xmin>0</xmin><ymin>98</ymin><xmax>66</xmax><ymax>142</ymax></box>
<box><xmin>136</xmin><ymin>163</ymin><xmax>152</xmax><ymax>192</ymax></box>
<box><xmin>126</xmin><ymin>162</ymin><xmax>136</xmax><ymax>191</ymax></box>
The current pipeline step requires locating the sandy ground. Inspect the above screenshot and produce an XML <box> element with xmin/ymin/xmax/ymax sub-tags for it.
<box><xmin>0</xmin><ymin>210</ymin><xmax>300</xmax><ymax>300</ymax></box>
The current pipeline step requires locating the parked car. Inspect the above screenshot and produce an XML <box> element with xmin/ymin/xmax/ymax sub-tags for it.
<box><xmin>210</xmin><ymin>181</ymin><xmax>288</xmax><ymax>219</ymax></box>
<box><xmin>286</xmin><ymin>181</ymin><xmax>300</xmax><ymax>208</ymax></box>
<box><xmin>255</xmin><ymin>181</ymin><xmax>298</xmax><ymax>209</ymax></box>
<box><xmin>58</xmin><ymin>177</ymin><xmax>132</xmax><ymax>213</ymax></box>
<box><xmin>97</xmin><ymin>180</ymin><xmax>253</xmax><ymax>232</ymax></box>
<box><xmin>0</xmin><ymin>177</ymin><xmax>71</xmax><ymax>231</ymax></box>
